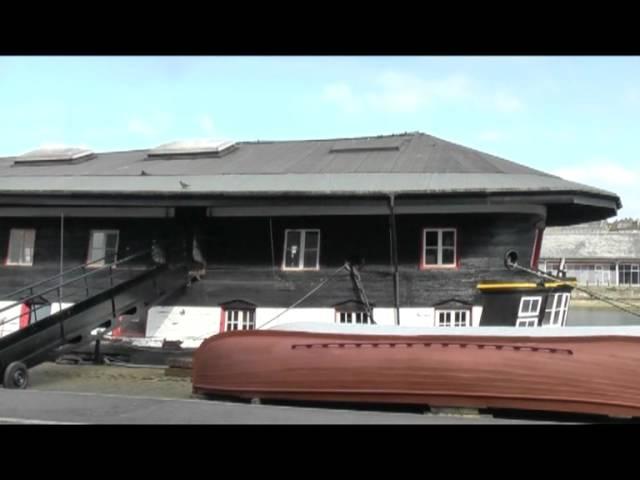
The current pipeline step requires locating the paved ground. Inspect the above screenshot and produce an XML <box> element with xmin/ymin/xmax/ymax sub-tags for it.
<box><xmin>0</xmin><ymin>362</ymin><xmax>576</xmax><ymax>424</ymax></box>
<box><xmin>0</xmin><ymin>389</ymin><xmax>543</xmax><ymax>424</ymax></box>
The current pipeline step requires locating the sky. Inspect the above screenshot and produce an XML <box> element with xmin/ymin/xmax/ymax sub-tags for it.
<box><xmin>1</xmin><ymin>56</ymin><xmax>639</xmax><ymax>219</ymax></box>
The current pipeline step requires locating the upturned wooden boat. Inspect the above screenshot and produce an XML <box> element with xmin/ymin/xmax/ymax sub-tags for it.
<box><xmin>192</xmin><ymin>323</ymin><xmax>640</xmax><ymax>418</ymax></box>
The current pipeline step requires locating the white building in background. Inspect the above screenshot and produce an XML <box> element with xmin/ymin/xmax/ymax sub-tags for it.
<box><xmin>540</xmin><ymin>219</ymin><xmax>640</xmax><ymax>287</ymax></box>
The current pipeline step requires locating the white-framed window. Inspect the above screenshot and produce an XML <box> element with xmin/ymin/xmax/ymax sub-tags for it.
<box><xmin>422</xmin><ymin>228</ymin><xmax>457</xmax><ymax>268</ymax></box>
<box><xmin>6</xmin><ymin>229</ymin><xmax>36</xmax><ymax>266</ymax></box>
<box><xmin>516</xmin><ymin>296</ymin><xmax>542</xmax><ymax>328</ymax></box>
<box><xmin>282</xmin><ymin>229</ymin><xmax>320</xmax><ymax>271</ymax></box>
<box><xmin>87</xmin><ymin>230</ymin><xmax>119</xmax><ymax>267</ymax></box>
<box><xmin>563</xmin><ymin>263</ymin><xmax>616</xmax><ymax>286</ymax></box>
<box><xmin>436</xmin><ymin>310</ymin><xmax>471</xmax><ymax>327</ymax></box>
<box><xmin>224</xmin><ymin>308</ymin><xmax>256</xmax><ymax>331</ymax></box>
<box><xmin>542</xmin><ymin>292</ymin><xmax>571</xmax><ymax>327</ymax></box>
<box><xmin>619</xmin><ymin>264</ymin><xmax>640</xmax><ymax>286</ymax></box>
<box><xmin>336</xmin><ymin>310</ymin><xmax>372</xmax><ymax>324</ymax></box>
<box><xmin>516</xmin><ymin>317</ymin><xmax>538</xmax><ymax>328</ymax></box>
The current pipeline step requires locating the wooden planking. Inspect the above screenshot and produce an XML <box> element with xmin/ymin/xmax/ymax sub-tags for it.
<box><xmin>184</xmin><ymin>213</ymin><xmax>541</xmax><ymax>308</ymax></box>
<box><xmin>192</xmin><ymin>330</ymin><xmax>640</xmax><ymax>418</ymax></box>
<box><xmin>0</xmin><ymin>212</ymin><xmax>542</xmax><ymax>309</ymax></box>
<box><xmin>0</xmin><ymin>218</ymin><xmax>183</xmax><ymax>296</ymax></box>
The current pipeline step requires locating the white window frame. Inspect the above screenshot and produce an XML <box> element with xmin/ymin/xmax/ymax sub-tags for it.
<box><xmin>542</xmin><ymin>292</ymin><xmax>571</xmax><ymax>327</ymax></box>
<box><xmin>335</xmin><ymin>310</ymin><xmax>372</xmax><ymax>325</ymax></box>
<box><xmin>619</xmin><ymin>264</ymin><xmax>640</xmax><ymax>287</ymax></box>
<box><xmin>516</xmin><ymin>296</ymin><xmax>542</xmax><ymax>328</ymax></box>
<box><xmin>224</xmin><ymin>308</ymin><xmax>256</xmax><ymax>332</ymax></box>
<box><xmin>6</xmin><ymin>228</ymin><xmax>36</xmax><ymax>266</ymax></box>
<box><xmin>516</xmin><ymin>317</ymin><xmax>538</xmax><ymax>328</ymax></box>
<box><xmin>436</xmin><ymin>310</ymin><xmax>471</xmax><ymax>327</ymax></box>
<box><xmin>87</xmin><ymin>230</ymin><xmax>120</xmax><ymax>268</ymax></box>
<box><xmin>422</xmin><ymin>228</ymin><xmax>457</xmax><ymax>269</ymax></box>
<box><xmin>282</xmin><ymin>229</ymin><xmax>321</xmax><ymax>271</ymax></box>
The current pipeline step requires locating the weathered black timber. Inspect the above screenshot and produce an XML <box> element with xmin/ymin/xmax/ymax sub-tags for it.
<box><xmin>0</xmin><ymin>217</ymin><xmax>189</xmax><ymax>296</ymax></box>
<box><xmin>158</xmin><ymin>212</ymin><xmax>544</xmax><ymax>308</ymax></box>
<box><xmin>0</xmin><ymin>210</ymin><xmax>544</xmax><ymax>311</ymax></box>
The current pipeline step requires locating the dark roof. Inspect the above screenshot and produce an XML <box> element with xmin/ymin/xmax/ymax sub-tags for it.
<box><xmin>0</xmin><ymin>132</ymin><xmax>569</xmax><ymax>177</ymax></box>
<box><xmin>0</xmin><ymin>132</ymin><xmax>621</xmax><ymax>223</ymax></box>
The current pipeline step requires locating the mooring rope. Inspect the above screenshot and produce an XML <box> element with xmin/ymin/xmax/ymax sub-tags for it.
<box><xmin>257</xmin><ymin>264</ymin><xmax>349</xmax><ymax>330</ymax></box>
<box><xmin>508</xmin><ymin>260</ymin><xmax>640</xmax><ymax>319</ymax></box>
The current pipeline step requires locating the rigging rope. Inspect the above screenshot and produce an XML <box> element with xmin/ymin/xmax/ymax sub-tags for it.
<box><xmin>508</xmin><ymin>259</ymin><xmax>640</xmax><ymax>319</ymax></box>
<box><xmin>258</xmin><ymin>264</ymin><xmax>348</xmax><ymax>330</ymax></box>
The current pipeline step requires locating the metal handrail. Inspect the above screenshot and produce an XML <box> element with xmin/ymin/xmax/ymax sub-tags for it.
<box><xmin>0</xmin><ymin>254</ymin><xmax>113</xmax><ymax>302</ymax></box>
<box><xmin>0</xmin><ymin>248</ymin><xmax>153</xmax><ymax>323</ymax></box>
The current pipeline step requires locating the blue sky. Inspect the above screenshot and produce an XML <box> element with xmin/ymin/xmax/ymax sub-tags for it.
<box><xmin>1</xmin><ymin>56</ymin><xmax>639</xmax><ymax>218</ymax></box>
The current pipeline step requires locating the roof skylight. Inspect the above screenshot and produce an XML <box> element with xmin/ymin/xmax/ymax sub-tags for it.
<box><xmin>13</xmin><ymin>147</ymin><xmax>95</xmax><ymax>166</ymax></box>
<box><xmin>147</xmin><ymin>139</ymin><xmax>238</xmax><ymax>159</ymax></box>
<box><xmin>329</xmin><ymin>137</ymin><xmax>406</xmax><ymax>153</ymax></box>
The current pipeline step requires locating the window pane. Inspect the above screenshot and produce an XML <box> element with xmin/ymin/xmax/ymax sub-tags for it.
<box><xmin>23</xmin><ymin>230</ymin><xmax>35</xmax><ymax>264</ymax></box>
<box><xmin>425</xmin><ymin>231</ymin><xmax>438</xmax><ymax>247</ymax></box>
<box><xmin>7</xmin><ymin>229</ymin><xmax>36</xmax><ymax>265</ymax></box>
<box><xmin>7</xmin><ymin>230</ymin><xmax>23</xmax><ymax>264</ymax></box>
<box><xmin>23</xmin><ymin>246</ymin><xmax>33</xmax><ymax>264</ymax></box>
<box><xmin>105</xmin><ymin>248</ymin><xmax>117</xmax><ymax>264</ymax></box>
<box><xmin>303</xmin><ymin>248</ymin><xmax>318</xmax><ymax>269</ymax></box>
<box><xmin>305</xmin><ymin>231</ymin><xmax>319</xmax><ymax>250</ymax></box>
<box><xmin>424</xmin><ymin>248</ymin><xmax>438</xmax><ymax>265</ymax></box>
<box><xmin>24</xmin><ymin>229</ymin><xmax>35</xmax><ymax>247</ymax></box>
<box><xmin>105</xmin><ymin>232</ymin><xmax>118</xmax><ymax>249</ymax></box>
<box><xmin>284</xmin><ymin>231</ymin><xmax>301</xmax><ymax>268</ymax></box>
<box><xmin>442</xmin><ymin>248</ymin><xmax>455</xmax><ymax>265</ymax></box>
<box><xmin>92</xmin><ymin>232</ymin><xmax>105</xmax><ymax>250</ymax></box>
<box><xmin>442</xmin><ymin>231</ymin><xmax>455</xmax><ymax>247</ymax></box>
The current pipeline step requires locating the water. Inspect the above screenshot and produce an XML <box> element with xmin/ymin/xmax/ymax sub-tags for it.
<box><xmin>567</xmin><ymin>306</ymin><xmax>640</xmax><ymax>326</ymax></box>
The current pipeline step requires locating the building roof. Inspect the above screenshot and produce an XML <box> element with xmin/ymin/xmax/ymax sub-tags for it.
<box><xmin>541</xmin><ymin>223</ymin><xmax>640</xmax><ymax>260</ymax></box>
<box><xmin>0</xmin><ymin>132</ymin><xmax>621</xmax><ymax>224</ymax></box>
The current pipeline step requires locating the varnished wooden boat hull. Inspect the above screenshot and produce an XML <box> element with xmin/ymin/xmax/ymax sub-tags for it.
<box><xmin>192</xmin><ymin>330</ymin><xmax>640</xmax><ymax>417</ymax></box>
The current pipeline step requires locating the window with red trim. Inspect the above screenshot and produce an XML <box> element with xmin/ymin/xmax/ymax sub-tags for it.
<box><xmin>422</xmin><ymin>228</ymin><xmax>457</xmax><ymax>268</ymax></box>
<box><xmin>220</xmin><ymin>300</ymin><xmax>257</xmax><ymax>332</ymax></box>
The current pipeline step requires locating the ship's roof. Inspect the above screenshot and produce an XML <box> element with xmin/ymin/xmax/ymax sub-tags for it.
<box><xmin>0</xmin><ymin>132</ymin><xmax>621</xmax><ymax>224</ymax></box>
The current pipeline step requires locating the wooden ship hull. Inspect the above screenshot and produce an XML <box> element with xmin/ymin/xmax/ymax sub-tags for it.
<box><xmin>192</xmin><ymin>327</ymin><xmax>640</xmax><ymax>418</ymax></box>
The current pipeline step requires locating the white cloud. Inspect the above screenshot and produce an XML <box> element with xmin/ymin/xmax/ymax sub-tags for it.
<box><xmin>477</xmin><ymin>130</ymin><xmax>506</xmax><ymax>142</ymax></box>
<box><xmin>127</xmin><ymin>113</ymin><xmax>172</xmax><ymax>137</ymax></box>
<box><xmin>321</xmin><ymin>71</ymin><xmax>525</xmax><ymax>115</ymax></box>
<box><xmin>492</xmin><ymin>91</ymin><xmax>524</xmax><ymax>112</ymax></box>
<box><xmin>128</xmin><ymin>118</ymin><xmax>156</xmax><ymax>136</ymax></box>
<box><xmin>322</xmin><ymin>82</ymin><xmax>360</xmax><ymax>113</ymax></box>
<box><xmin>366</xmin><ymin>72</ymin><xmax>471</xmax><ymax>113</ymax></box>
<box><xmin>199</xmin><ymin>114</ymin><xmax>217</xmax><ymax>137</ymax></box>
<box><xmin>552</xmin><ymin>161</ymin><xmax>640</xmax><ymax>219</ymax></box>
<box><xmin>552</xmin><ymin>162</ymin><xmax>638</xmax><ymax>188</ymax></box>
<box><xmin>625</xmin><ymin>87</ymin><xmax>640</xmax><ymax>104</ymax></box>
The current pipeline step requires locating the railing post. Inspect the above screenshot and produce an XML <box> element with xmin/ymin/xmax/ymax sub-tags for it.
<box><xmin>83</xmin><ymin>267</ymin><xmax>90</xmax><ymax>298</ymax></box>
<box><xmin>57</xmin><ymin>286</ymin><xmax>62</xmax><ymax>308</ymax></box>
